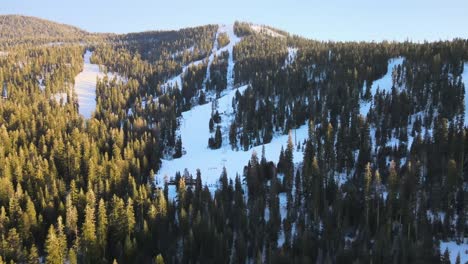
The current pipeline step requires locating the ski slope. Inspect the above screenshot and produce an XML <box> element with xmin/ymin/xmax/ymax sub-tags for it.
<box><xmin>74</xmin><ymin>50</ymin><xmax>119</xmax><ymax>119</ymax></box>
<box><xmin>360</xmin><ymin>57</ymin><xmax>405</xmax><ymax>117</ymax></box>
<box><xmin>440</xmin><ymin>240</ymin><xmax>468</xmax><ymax>264</ymax></box>
<box><xmin>156</xmin><ymin>24</ymin><xmax>308</xmax><ymax>187</ymax></box>
<box><xmin>156</xmin><ymin>85</ymin><xmax>308</xmax><ymax>187</ymax></box>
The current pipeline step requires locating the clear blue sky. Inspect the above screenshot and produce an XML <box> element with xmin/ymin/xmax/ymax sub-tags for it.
<box><xmin>2</xmin><ymin>0</ymin><xmax>467</xmax><ymax>42</ymax></box>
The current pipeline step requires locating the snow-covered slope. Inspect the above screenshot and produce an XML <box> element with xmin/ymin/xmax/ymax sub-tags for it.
<box><xmin>156</xmin><ymin>85</ymin><xmax>308</xmax><ymax>186</ymax></box>
<box><xmin>156</xmin><ymin>84</ymin><xmax>308</xmax><ymax>187</ymax></box>
<box><xmin>161</xmin><ymin>24</ymin><xmax>242</xmax><ymax>94</ymax></box>
<box><xmin>251</xmin><ymin>25</ymin><xmax>285</xmax><ymax>38</ymax></box>
<box><xmin>156</xmin><ymin>24</ymin><xmax>307</xmax><ymax>187</ymax></box>
<box><xmin>360</xmin><ymin>57</ymin><xmax>405</xmax><ymax>117</ymax></box>
<box><xmin>74</xmin><ymin>50</ymin><xmax>120</xmax><ymax>118</ymax></box>
<box><xmin>440</xmin><ymin>240</ymin><xmax>468</xmax><ymax>264</ymax></box>
<box><xmin>283</xmin><ymin>47</ymin><xmax>298</xmax><ymax>68</ymax></box>
<box><xmin>161</xmin><ymin>58</ymin><xmax>205</xmax><ymax>92</ymax></box>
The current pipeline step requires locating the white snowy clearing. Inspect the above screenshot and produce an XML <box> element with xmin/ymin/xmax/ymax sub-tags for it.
<box><xmin>283</xmin><ymin>47</ymin><xmax>298</xmax><ymax>68</ymax></box>
<box><xmin>156</xmin><ymin>84</ymin><xmax>308</xmax><ymax>187</ymax></box>
<box><xmin>250</xmin><ymin>25</ymin><xmax>285</xmax><ymax>38</ymax></box>
<box><xmin>359</xmin><ymin>57</ymin><xmax>405</xmax><ymax>117</ymax></box>
<box><xmin>161</xmin><ymin>24</ymin><xmax>242</xmax><ymax>95</ymax></box>
<box><xmin>73</xmin><ymin>50</ymin><xmax>120</xmax><ymax>118</ymax></box>
<box><xmin>439</xmin><ymin>240</ymin><xmax>468</xmax><ymax>264</ymax></box>
<box><xmin>462</xmin><ymin>62</ymin><xmax>468</xmax><ymax>126</ymax></box>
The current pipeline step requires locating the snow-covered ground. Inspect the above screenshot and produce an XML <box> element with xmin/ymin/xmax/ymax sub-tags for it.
<box><xmin>156</xmin><ymin>84</ymin><xmax>308</xmax><ymax>187</ymax></box>
<box><xmin>359</xmin><ymin>57</ymin><xmax>405</xmax><ymax>117</ymax></box>
<box><xmin>283</xmin><ymin>47</ymin><xmax>298</xmax><ymax>68</ymax></box>
<box><xmin>161</xmin><ymin>58</ymin><xmax>205</xmax><ymax>92</ymax></box>
<box><xmin>251</xmin><ymin>25</ymin><xmax>285</xmax><ymax>38</ymax></box>
<box><xmin>440</xmin><ymin>240</ymin><xmax>468</xmax><ymax>264</ymax></box>
<box><xmin>161</xmin><ymin>24</ymin><xmax>242</xmax><ymax>95</ymax></box>
<box><xmin>462</xmin><ymin>62</ymin><xmax>468</xmax><ymax>126</ymax></box>
<box><xmin>52</xmin><ymin>92</ymin><xmax>68</xmax><ymax>105</ymax></box>
<box><xmin>73</xmin><ymin>50</ymin><xmax>119</xmax><ymax>118</ymax></box>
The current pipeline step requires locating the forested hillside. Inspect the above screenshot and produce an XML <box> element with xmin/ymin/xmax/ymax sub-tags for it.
<box><xmin>0</xmin><ymin>15</ymin><xmax>94</xmax><ymax>47</ymax></box>
<box><xmin>0</xmin><ymin>17</ymin><xmax>466</xmax><ymax>264</ymax></box>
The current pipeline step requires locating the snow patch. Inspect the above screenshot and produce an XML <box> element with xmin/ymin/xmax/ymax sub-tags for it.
<box><xmin>360</xmin><ymin>57</ymin><xmax>405</xmax><ymax>117</ymax></box>
<box><xmin>439</xmin><ymin>240</ymin><xmax>468</xmax><ymax>264</ymax></box>
<box><xmin>250</xmin><ymin>25</ymin><xmax>285</xmax><ymax>38</ymax></box>
<box><xmin>283</xmin><ymin>47</ymin><xmax>297</xmax><ymax>68</ymax></box>
<box><xmin>74</xmin><ymin>50</ymin><xmax>121</xmax><ymax>119</ymax></box>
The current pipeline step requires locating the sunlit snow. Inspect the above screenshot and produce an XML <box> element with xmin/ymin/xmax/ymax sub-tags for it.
<box><xmin>250</xmin><ymin>25</ymin><xmax>285</xmax><ymax>38</ymax></box>
<box><xmin>156</xmin><ymin>85</ymin><xmax>308</xmax><ymax>187</ymax></box>
<box><xmin>439</xmin><ymin>240</ymin><xmax>468</xmax><ymax>264</ymax></box>
<box><xmin>359</xmin><ymin>57</ymin><xmax>405</xmax><ymax>117</ymax></box>
<box><xmin>74</xmin><ymin>50</ymin><xmax>120</xmax><ymax>118</ymax></box>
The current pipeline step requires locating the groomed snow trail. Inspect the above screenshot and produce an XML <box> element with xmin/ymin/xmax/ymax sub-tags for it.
<box><xmin>156</xmin><ymin>84</ymin><xmax>308</xmax><ymax>186</ymax></box>
<box><xmin>74</xmin><ymin>50</ymin><xmax>120</xmax><ymax>118</ymax></box>
<box><xmin>156</xmin><ymin>24</ymin><xmax>307</xmax><ymax>188</ymax></box>
<box><xmin>359</xmin><ymin>57</ymin><xmax>405</xmax><ymax>117</ymax></box>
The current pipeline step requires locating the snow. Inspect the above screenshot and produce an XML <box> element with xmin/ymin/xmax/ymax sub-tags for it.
<box><xmin>155</xmin><ymin>84</ymin><xmax>309</xmax><ymax>186</ymax></box>
<box><xmin>427</xmin><ymin>210</ymin><xmax>446</xmax><ymax>223</ymax></box>
<box><xmin>283</xmin><ymin>47</ymin><xmax>298</xmax><ymax>68</ymax></box>
<box><xmin>359</xmin><ymin>57</ymin><xmax>405</xmax><ymax>117</ymax></box>
<box><xmin>372</xmin><ymin>57</ymin><xmax>404</xmax><ymax>95</ymax></box>
<box><xmin>73</xmin><ymin>50</ymin><xmax>120</xmax><ymax>119</ymax></box>
<box><xmin>277</xmin><ymin>192</ymin><xmax>287</xmax><ymax>246</ymax></box>
<box><xmin>205</xmin><ymin>24</ymin><xmax>241</xmax><ymax>90</ymax></box>
<box><xmin>52</xmin><ymin>92</ymin><xmax>68</xmax><ymax>105</ymax></box>
<box><xmin>250</xmin><ymin>25</ymin><xmax>285</xmax><ymax>38</ymax></box>
<box><xmin>38</xmin><ymin>77</ymin><xmax>45</xmax><ymax>91</ymax></box>
<box><xmin>171</xmin><ymin>46</ymin><xmax>194</xmax><ymax>59</ymax></box>
<box><xmin>161</xmin><ymin>24</ymin><xmax>242</xmax><ymax>94</ymax></box>
<box><xmin>440</xmin><ymin>240</ymin><xmax>468</xmax><ymax>264</ymax></box>
<box><xmin>462</xmin><ymin>62</ymin><xmax>468</xmax><ymax>126</ymax></box>
<box><xmin>161</xmin><ymin>58</ymin><xmax>205</xmax><ymax>92</ymax></box>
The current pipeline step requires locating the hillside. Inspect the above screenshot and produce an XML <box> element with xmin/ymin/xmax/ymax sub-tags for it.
<box><xmin>0</xmin><ymin>16</ymin><xmax>467</xmax><ymax>264</ymax></box>
<box><xmin>0</xmin><ymin>15</ymin><xmax>89</xmax><ymax>43</ymax></box>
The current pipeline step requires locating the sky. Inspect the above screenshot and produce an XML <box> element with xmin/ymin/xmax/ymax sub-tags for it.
<box><xmin>2</xmin><ymin>0</ymin><xmax>467</xmax><ymax>42</ymax></box>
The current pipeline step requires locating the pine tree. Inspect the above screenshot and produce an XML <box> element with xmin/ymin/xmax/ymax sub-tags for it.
<box><xmin>283</xmin><ymin>132</ymin><xmax>294</xmax><ymax>191</ymax></box>
<box><xmin>45</xmin><ymin>225</ymin><xmax>63</xmax><ymax>264</ymax></box>
<box><xmin>97</xmin><ymin>199</ymin><xmax>108</xmax><ymax>259</ymax></box>
<box><xmin>174</xmin><ymin>136</ymin><xmax>183</xmax><ymax>158</ymax></box>
<box><xmin>126</xmin><ymin>198</ymin><xmax>136</xmax><ymax>234</ymax></box>
<box><xmin>56</xmin><ymin>216</ymin><xmax>67</xmax><ymax>259</ymax></box>
<box><xmin>157</xmin><ymin>188</ymin><xmax>167</xmax><ymax>217</ymax></box>
<box><xmin>155</xmin><ymin>254</ymin><xmax>165</xmax><ymax>264</ymax></box>
<box><xmin>364</xmin><ymin>163</ymin><xmax>372</xmax><ymax>225</ymax></box>
<box><xmin>27</xmin><ymin>244</ymin><xmax>39</xmax><ymax>264</ymax></box>
<box><xmin>178</xmin><ymin>177</ymin><xmax>186</xmax><ymax>206</ymax></box>
<box><xmin>82</xmin><ymin>203</ymin><xmax>97</xmax><ymax>261</ymax></box>
<box><xmin>229</xmin><ymin>122</ymin><xmax>237</xmax><ymax>150</ymax></box>
<box><xmin>215</xmin><ymin>126</ymin><xmax>222</xmax><ymax>148</ymax></box>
